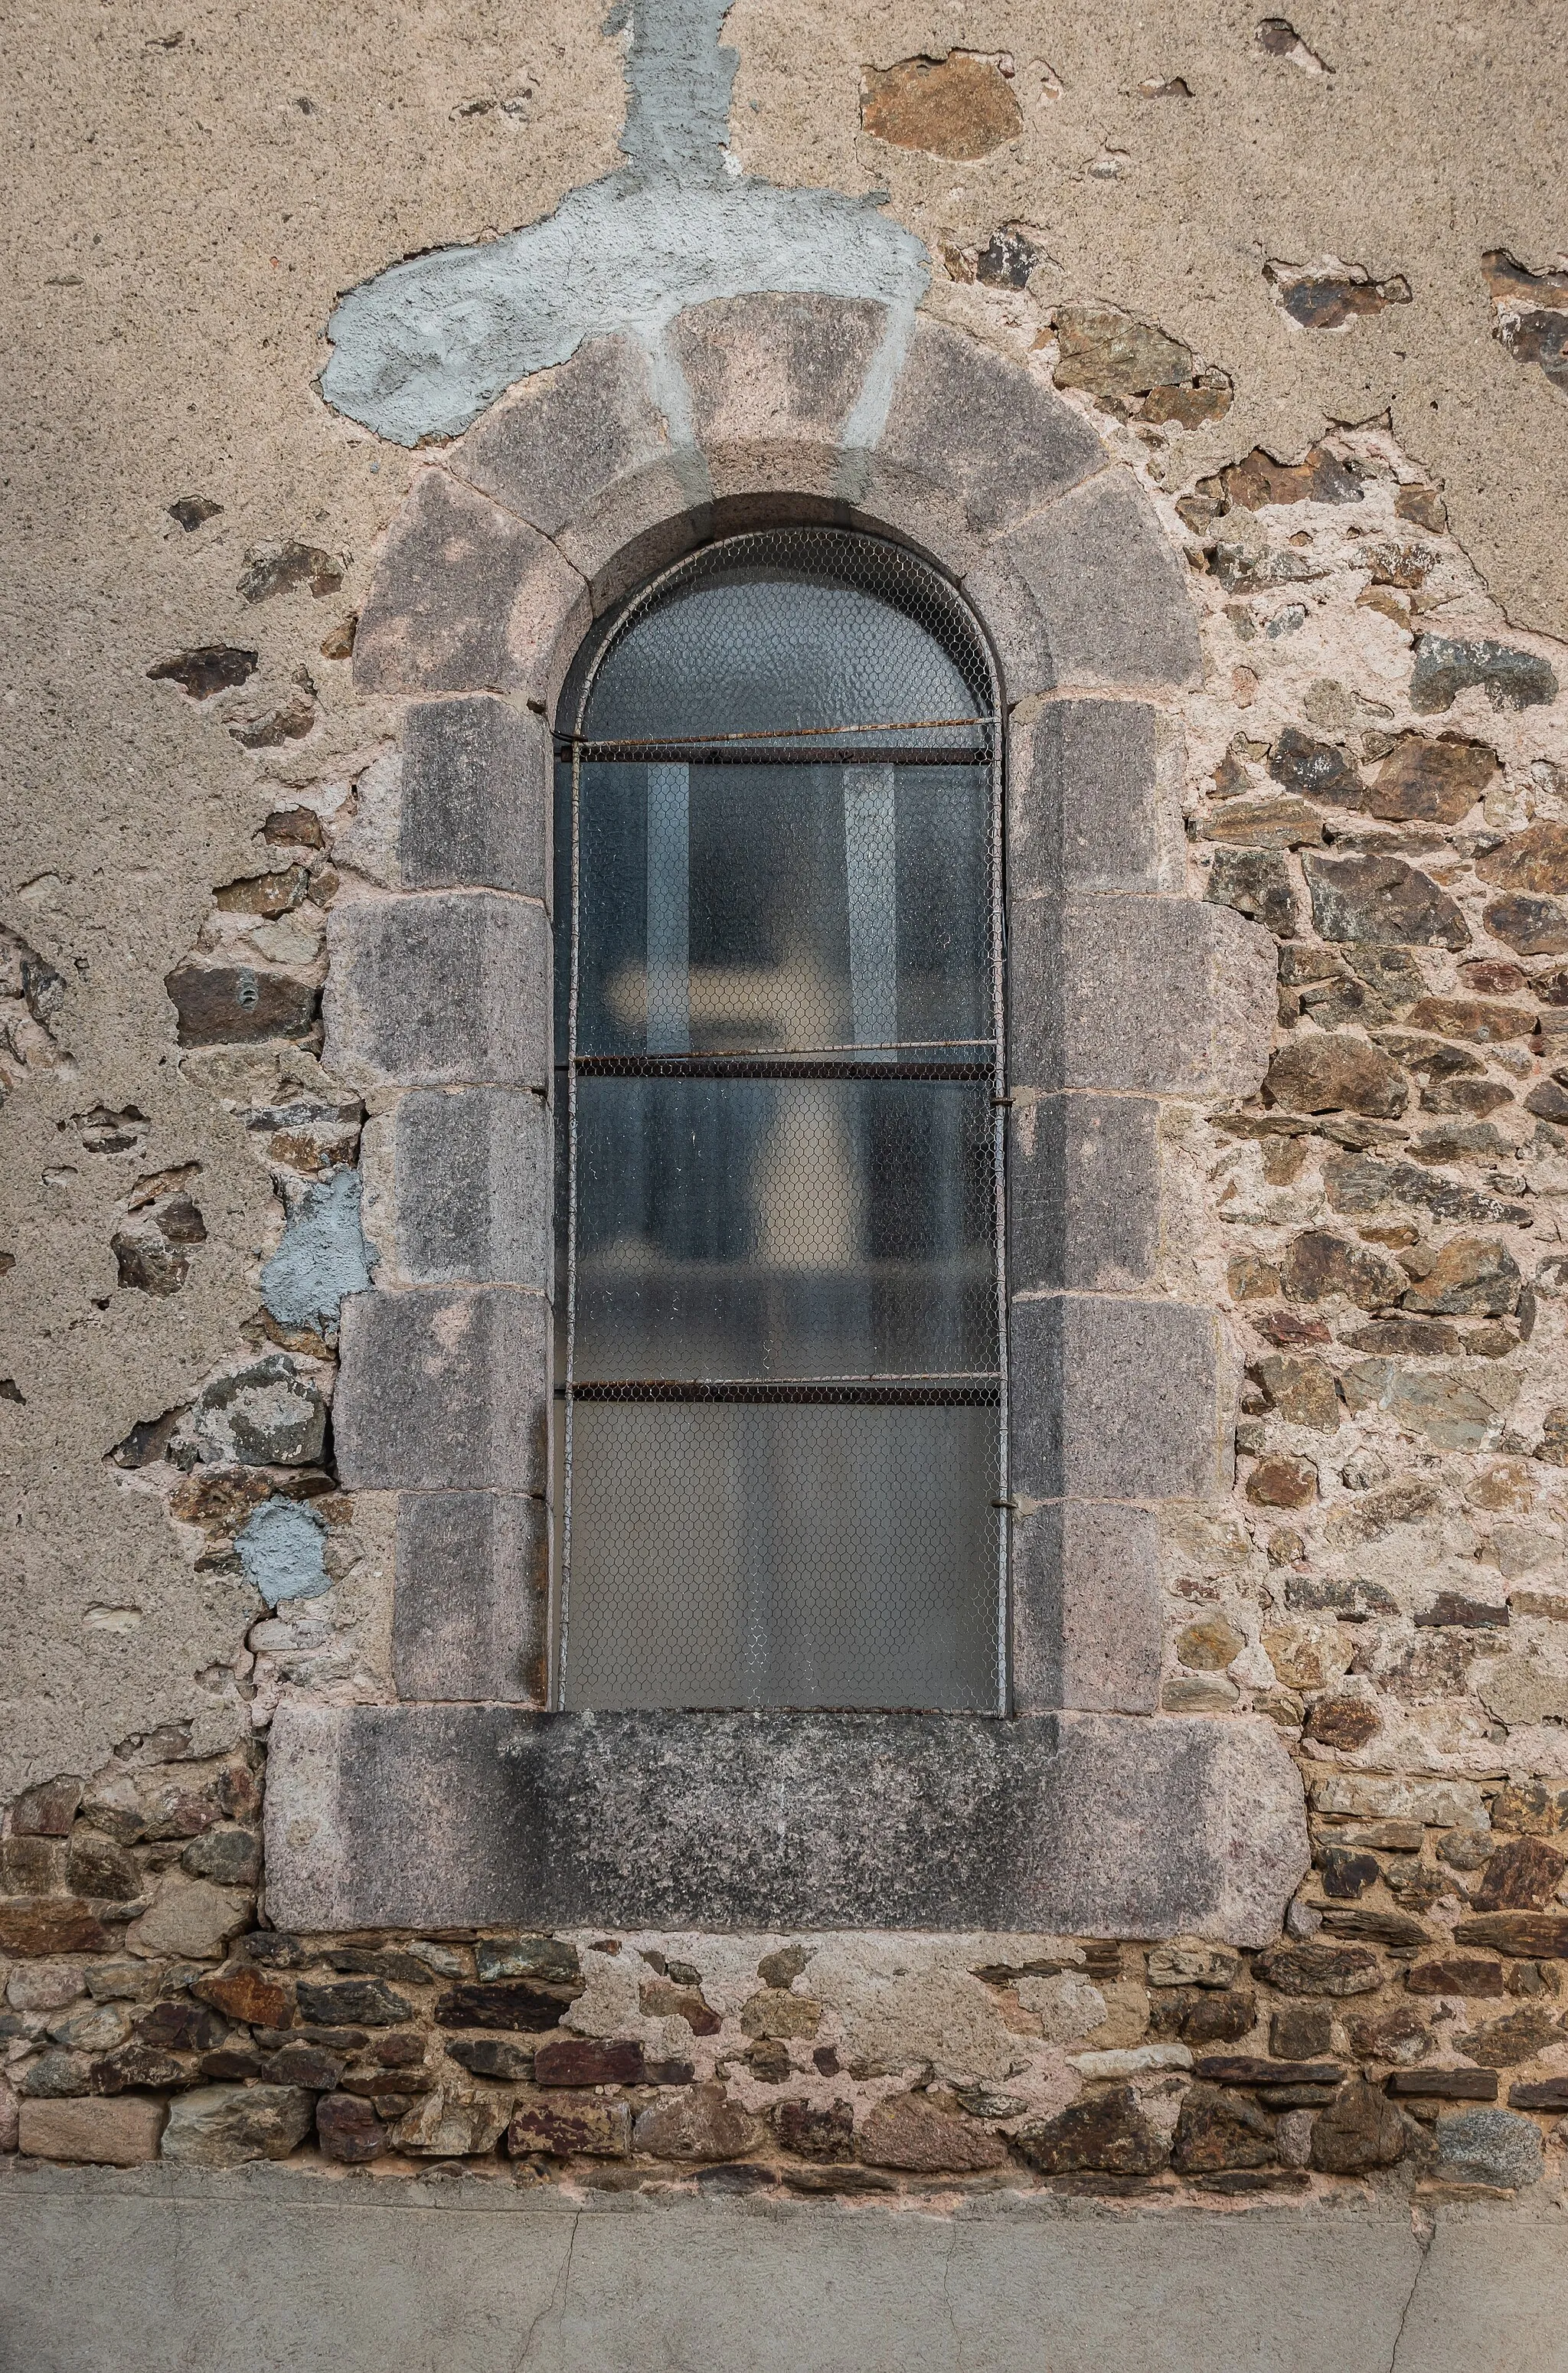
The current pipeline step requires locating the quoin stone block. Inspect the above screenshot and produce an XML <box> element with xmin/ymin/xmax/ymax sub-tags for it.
<box><xmin>1002</xmin><ymin>469</ymin><xmax>1204</xmax><ymax>690</ymax></box>
<box><xmin>324</xmin><ymin>891</ymin><xmax>550</xmax><ymax>1091</ymax></box>
<box><xmin>1009</xmin><ymin>698</ymin><xmax>1177</xmax><ymax>895</ymax></box>
<box><xmin>1009</xmin><ymin>1092</ymin><xmax>1161</xmax><ymax>1293</ymax></box>
<box><xmin>335</xmin><ymin>1287</ymin><xmax>549</xmax><ymax>1492</ymax></box>
<box><xmin>392</xmin><ymin>1086</ymin><xmax>552</xmax><ymax>1290</ymax></box>
<box><xmin>1011</xmin><ymin>1500</ymin><xmax>1165</xmax><ymax>1716</ymax></box>
<box><xmin>399</xmin><ymin>696</ymin><xmax>550</xmax><ymax>900</ymax></box>
<box><xmin>1010</xmin><ymin>1293</ymin><xmax>1225</xmax><ymax>1503</ymax></box>
<box><xmin>394</xmin><ymin>1491</ymin><xmax>549</xmax><ymax>1705</ymax></box>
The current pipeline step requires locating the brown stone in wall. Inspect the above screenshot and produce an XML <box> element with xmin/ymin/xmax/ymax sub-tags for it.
<box><xmin>511</xmin><ymin>2092</ymin><xmax>632</xmax><ymax>2159</ymax></box>
<box><xmin>17</xmin><ymin>2097</ymin><xmax>167</xmax><ymax>2166</ymax></box>
<box><xmin>860</xmin><ymin>54</ymin><xmax>1023</xmax><ymax>160</ymax></box>
<box><xmin>1461</xmin><ymin>2008</ymin><xmax>1566</xmax><ymax>2067</ymax></box>
<box><xmin>632</xmin><ymin>2083</ymin><xmax>761</xmax><ymax>2164</ymax></box>
<box><xmin>1255</xmin><ymin>1942</ymin><xmax>1382</xmax><ymax>1997</ymax></box>
<box><xmin>1454</xmin><ymin>1914</ymin><xmax>1568</xmax><ymax>1957</ymax></box>
<box><xmin>1171</xmin><ymin>2084</ymin><xmax>1275</xmax><ymax>2173</ymax></box>
<box><xmin>11</xmin><ymin>1777</ymin><xmax>83</xmax><ymax>1836</ymax></box>
<box><xmin>773</xmin><ymin>2098</ymin><xmax>854</xmax><ymax>2161</ymax></box>
<box><xmin>1245</xmin><ymin>1453</ymin><xmax>1318</xmax><ymax>1508</ymax></box>
<box><xmin>1264</xmin><ymin>1033</ymin><xmax>1409</xmax><ymax>1117</ymax></box>
<box><xmin>1365</xmin><ymin>735</ymin><xmax>1497</xmax><ymax>824</ymax></box>
<box><xmin>1309</xmin><ymin>2077</ymin><xmax>1406</xmax><ymax>2173</ymax></box>
<box><xmin>435</xmin><ymin>1979</ymin><xmax>579</xmax><ymax>2032</ymax></box>
<box><xmin>1306</xmin><ymin>1698</ymin><xmax>1382</xmax><ymax>1750</ymax></box>
<box><xmin>193</xmin><ymin>1966</ymin><xmax>292</xmax><ymax>2028</ymax></box>
<box><xmin>317</xmin><ymin>2091</ymin><xmax>386</xmax><ymax>2163</ymax></box>
<box><xmin>1305</xmin><ymin>854</ymin><xmax>1471</xmax><ymax>950</ymax></box>
<box><xmin>1281</xmin><ymin>1230</ymin><xmax>1405</xmax><ymax>1309</ymax></box>
<box><xmin>1485</xmin><ymin>894</ymin><xmax>1568</xmax><ymax>955</ymax></box>
<box><xmin>1405</xmin><ymin>1958</ymin><xmax>1506</xmax><ymax>1995</ymax></box>
<box><xmin>164</xmin><ymin>964</ymin><xmax>321</xmax><ymax>1048</ymax></box>
<box><xmin>1476</xmin><ymin>822</ymin><xmax>1568</xmax><ymax>896</ymax></box>
<box><xmin>1016</xmin><ymin>2085</ymin><xmax>1168</xmax><ymax>2176</ymax></box>
<box><xmin>533</xmin><ymin>2037</ymin><xmax>645</xmax><ymax>2087</ymax></box>
<box><xmin>858</xmin><ymin>2090</ymin><xmax>1008</xmax><ymax>2173</ymax></box>
<box><xmin>1204</xmin><ymin>446</ymin><xmax>1361</xmax><ymax>512</ymax></box>
<box><xmin>0</xmin><ymin>1899</ymin><xmax>110</xmax><ymax>1956</ymax></box>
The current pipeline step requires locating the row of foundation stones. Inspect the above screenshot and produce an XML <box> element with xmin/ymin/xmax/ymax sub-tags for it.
<box><xmin>5</xmin><ymin>1917</ymin><xmax>1561</xmax><ymax>2196</ymax></box>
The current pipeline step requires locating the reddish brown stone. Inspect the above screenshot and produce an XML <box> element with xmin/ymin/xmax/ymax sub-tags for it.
<box><xmin>11</xmin><ymin>1776</ymin><xmax>83</xmax><ymax>1836</ymax></box>
<box><xmin>858</xmin><ymin>2090</ymin><xmax>1008</xmax><ymax>2173</ymax></box>
<box><xmin>632</xmin><ymin>2083</ymin><xmax>760</xmax><ymax>2164</ymax></box>
<box><xmin>1280</xmin><ymin>1231</ymin><xmax>1405</xmax><ymax>1309</ymax></box>
<box><xmin>1472</xmin><ymin>1837</ymin><xmax>1566</xmax><ymax>1911</ymax></box>
<box><xmin>1245</xmin><ymin>1453</ymin><xmax>1318</xmax><ymax>1509</ymax></box>
<box><xmin>1404</xmin><ymin>995</ymin><xmax>1533</xmax><ymax>1044</ymax></box>
<box><xmin>860</xmin><ymin>54</ymin><xmax>1023</xmax><ymax>160</ymax></box>
<box><xmin>1477</xmin><ymin>821</ymin><xmax>1568</xmax><ymax>897</ymax></box>
<box><xmin>1264</xmin><ymin>1034</ymin><xmax>1408</xmax><ymax>1118</ymax></box>
<box><xmin>510</xmin><ymin>2092</ymin><xmax>632</xmax><ymax>2158</ymax></box>
<box><xmin>1365</xmin><ymin>735</ymin><xmax>1497</xmax><ymax>825</ymax></box>
<box><xmin>1208</xmin><ymin>446</ymin><xmax>1361</xmax><ymax>511</ymax></box>
<box><xmin>1461</xmin><ymin>2008</ymin><xmax>1566</xmax><ymax>2067</ymax></box>
<box><xmin>1344</xmin><ymin>2005</ymin><xmax>1432</xmax><ymax>2062</ymax></box>
<box><xmin>135</xmin><ymin>2002</ymin><xmax>227</xmax><ymax>2054</ymax></box>
<box><xmin>193</xmin><ymin>1966</ymin><xmax>292</xmax><ymax>2028</ymax></box>
<box><xmin>316</xmin><ymin>2090</ymin><xmax>387</xmax><ymax>2164</ymax></box>
<box><xmin>435</xmin><ymin>1979</ymin><xmax>580</xmax><ymax>2032</ymax></box>
<box><xmin>1306</xmin><ymin>1698</ymin><xmax>1383</xmax><ymax>1750</ymax></box>
<box><xmin>1016</xmin><ymin>2084</ymin><xmax>1168</xmax><ymax>2176</ymax></box>
<box><xmin>1491</xmin><ymin>1783</ymin><xmax>1568</xmax><ymax>1836</ymax></box>
<box><xmin>1387</xmin><ymin>2067</ymin><xmax>1497</xmax><ymax>2100</ymax></box>
<box><xmin>639</xmin><ymin>1976</ymin><xmax>722</xmax><ymax>2035</ymax></box>
<box><xmin>1255</xmin><ymin>1942</ymin><xmax>1381</xmax><ymax>1997</ymax></box>
<box><xmin>1405</xmin><ymin>1958</ymin><xmax>1506</xmax><ymax>1995</ymax></box>
<box><xmin>533</xmin><ymin>2037</ymin><xmax>645</xmax><ymax>2087</ymax></box>
<box><xmin>1508</xmin><ymin>2077</ymin><xmax>1568</xmax><ymax>2110</ymax></box>
<box><xmin>1485</xmin><ymin>894</ymin><xmax>1568</xmax><ymax>956</ymax></box>
<box><xmin>1453</xmin><ymin>1914</ymin><xmax>1568</xmax><ymax>1957</ymax></box>
<box><xmin>1171</xmin><ymin>2084</ymin><xmax>1275</xmax><ymax>2174</ymax></box>
<box><xmin>262</xmin><ymin>2043</ymin><xmax>345</xmax><ymax>2091</ymax></box>
<box><xmin>164</xmin><ymin>964</ymin><xmax>320</xmax><ymax>1048</ymax></box>
<box><xmin>0</xmin><ymin>1899</ymin><xmax>109</xmax><ymax>1956</ymax></box>
<box><xmin>90</xmin><ymin>2044</ymin><xmax>195</xmax><ymax>2094</ymax></box>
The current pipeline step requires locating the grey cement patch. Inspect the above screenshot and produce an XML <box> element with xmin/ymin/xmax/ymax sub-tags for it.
<box><xmin>319</xmin><ymin>0</ymin><xmax>926</xmax><ymax>446</ymax></box>
<box><xmin>12</xmin><ymin>2159</ymin><xmax>1565</xmax><ymax>2373</ymax></box>
<box><xmin>260</xmin><ymin>1166</ymin><xmax>375</xmax><ymax>1330</ymax></box>
<box><xmin>235</xmin><ymin>1497</ymin><xmax>330</xmax><ymax>1608</ymax></box>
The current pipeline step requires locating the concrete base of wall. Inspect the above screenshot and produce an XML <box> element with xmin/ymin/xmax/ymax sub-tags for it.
<box><xmin>3</xmin><ymin>2159</ymin><xmax>1563</xmax><ymax>2373</ymax></box>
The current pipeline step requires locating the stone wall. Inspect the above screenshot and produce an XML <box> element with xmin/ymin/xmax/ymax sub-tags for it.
<box><xmin>5</xmin><ymin>0</ymin><xmax>1568</xmax><ymax>2221</ymax></box>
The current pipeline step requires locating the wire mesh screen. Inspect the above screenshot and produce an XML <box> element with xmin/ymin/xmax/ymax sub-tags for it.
<box><xmin>555</xmin><ymin>528</ymin><xmax>1005</xmax><ymax>1712</ymax></box>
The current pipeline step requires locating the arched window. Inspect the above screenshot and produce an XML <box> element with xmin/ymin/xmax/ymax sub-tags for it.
<box><xmin>554</xmin><ymin>529</ymin><xmax>1004</xmax><ymax>1712</ymax></box>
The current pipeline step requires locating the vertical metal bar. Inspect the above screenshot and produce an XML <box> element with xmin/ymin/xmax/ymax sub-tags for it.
<box><xmin>645</xmin><ymin>761</ymin><xmax>691</xmax><ymax>1054</ymax></box>
<box><xmin>989</xmin><ymin>678</ymin><xmax>1009</xmax><ymax>1718</ymax></box>
<box><xmin>558</xmin><ymin>733</ymin><xmax>584</xmax><ymax>1711</ymax></box>
<box><xmin>843</xmin><ymin>764</ymin><xmax>897</xmax><ymax>1050</ymax></box>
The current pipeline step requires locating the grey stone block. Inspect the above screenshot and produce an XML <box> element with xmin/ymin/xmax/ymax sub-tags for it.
<box><xmin>674</xmin><ymin>291</ymin><xmax>889</xmax><ymax>498</ymax></box>
<box><xmin>1009</xmin><ymin>1092</ymin><xmax>1160</xmax><ymax>1293</ymax></box>
<box><xmin>1008</xmin><ymin>894</ymin><xmax>1276</xmax><ymax>1100</ymax></box>
<box><xmin>1001</xmin><ymin>469</ymin><xmax>1203</xmax><ymax>690</ymax></box>
<box><xmin>264</xmin><ymin>1700</ymin><xmax>1307</xmax><ymax>1943</ymax></box>
<box><xmin>353</xmin><ymin>468</ymin><xmax>587</xmax><ymax>701</ymax></box>
<box><xmin>334</xmin><ymin>1287</ymin><xmax>548</xmax><ymax>1492</ymax></box>
<box><xmin>324</xmin><ymin>892</ymin><xmax>550</xmax><ymax>1090</ymax></box>
<box><xmin>960</xmin><ymin>543</ymin><xmax>1054</xmax><ymax>703</ymax></box>
<box><xmin>394</xmin><ymin>1492</ymin><xmax>548</xmax><ymax>1705</ymax></box>
<box><xmin>453</xmin><ymin>332</ymin><xmax>681</xmax><ymax>540</ymax></box>
<box><xmin>400</xmin><ymin>698</ymin><xmax>549</xmax><ymax>900</ymax></box>
<box><xmin>1010</xmin><ymin>1293</ymin><xmax>1223</xmax><ymax>1502</ymax></box>
<box><xmin>1010</xmin><ymin>699</ymin><xmax>1177</xmax><ymax>895</ymax></box>
<box><xmin>394</xmin><ymin>1087</ymin><xmax>551</xmax><ymax>1291</ymax></box>
<box><xmin>1011</xmin><ymin>1501</ymin><xmax>1163</xmax><ymax>1715</ymax></box>
<box><xmin>877</xmin><ymin>317</ymin><xmax>1103</xmax><ymax>537</ymax></box>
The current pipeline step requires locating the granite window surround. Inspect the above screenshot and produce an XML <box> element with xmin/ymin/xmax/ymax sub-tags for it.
<box><xmin>270</xmin><ymin>296</ymin><xmax>1305</xmax><ymax>1943</ymax></box>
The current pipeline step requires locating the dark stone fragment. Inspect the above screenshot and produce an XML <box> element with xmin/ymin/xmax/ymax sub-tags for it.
<box><xmin>1191</xmin><ymin>2058</ymin><xmax>1344</xmax><ymax>2089</ymax></box>
<box><xmin>1280</xmin><ymin>1228</ymin><xmax>1405</xmax><ymax>1309</ymax></box>
<box><xmin>295</xmin><ymin>1980</ymin><xmax>413</xmax><ymax>2030</ymax></box>
<box><xmin>181</xmin><ymin>1827</ymin><xmax>261</xmax><ymax>1886</ymax></box>
<box><xmin>261</xmin><ymin>806</ymin><xmax>325</xmax><ymax>848</ymax></box>
<box><xmin>237</xmin><ymin>1933</ymin><xmax>309</xmax><ymax>1968</ymax></box>
<box><xmin>975</xmin><ymin>225</ymin><xmax>1043</xmax><ymax>288</ymax></box>
<box><xmin>90</xmin><ymin>2044</ymin><xmax>195</xmax><ymax>2094</ymax></box>
<box><xmin>1170</xmin><ymin>2084</ymin><xmax>1275</xmax><ymax>2174</ymax></box>
<box><xmin>1319</xmin><ymin>1907</ymin><xmax>1429</xmax><ymax>1949</ymax></box>
<box><xmin>11</xmin><ymin>1776</ymin><xmax>83</xmax><ymax>1836</ymax></box>
<box><xmin>1345</xmin><ymin>2005</ymin><xmax>1432</xmax><ymax>2063</ymax></box>
<box><xmin>645</xmin><ymin>2058</ymin><xmax>696</xmax><ymax>2086</ymax></box>
<box><xmin>534</xmin><ymin>2037</ymin><xmax>645</xmax><ymax>2087</ymax></box>
<box><xmin>1206</xmin><ymin>846</ymin><xmax>1299</xmax><ymax>937</ymax></box>
<box><xmin>1388</xmin><ymin>2068</ymin><xmax>1498</xmax><ymax>2100</ymax></box>
<box><xmin>237</xmin><ymin>541</ymin><xmax>344</xmax><ymax>603</ymax></box>
<box><xmin>1452</xmin><ymin>1914</ymin><xmax>1568</xmax><ymax>1958</ymax></box>
<box><xmin>1017</xmin><ymin>2084</ymin><xmax>1169</xmax><ymax>2175</ymax></box>
<box><xmin>147</xmin><ymin>646</ymin><xmax>258</xmax><ymax>699</ymax></box>
<box><xmin>1471</xmin><ymin>1837</ymin><xmax>1567</xmax><ymax>1911</ymax></box>
<box><xmin>1415</xmin><ymin>1593</ymin><xmax>1510</xmax><ymax>1630</ymax></box>
<box><xmin>1485</xmin><ymin>894</ymin><xmax>1568</xmax><ymax>956</ymax></box>
<box><xmin>164</xmin><ymin>964</ymin><xmax>321</xmax><ymax>1048</ymax></box>
<box><xmin>168</xmin><ymin>496</ymin><xmax>224</xmax><ymax>531</ymax></box>
<box><xmin>1309</xmin><ymin>2075</ymin><xmax>1408</xmax><ymax>2173</ymax></box>
<box><xmin>693</xmin><ymin>2165</ymin><xmax>781</xmax><ymax>2196</ymax></box>
<box><xmin>1406</xmin><ymin>1959</ymin><xmax>1505</xmax><ymax>1996</ymax></box>
<box><xmin>1197</xmin><ymin>2168</ymin><xmax>1312</xmax><ymax>2195</ymax></box>
<box><xmin>0</xmin><ymin>1832</ymin><xmax>66</xmax><ymax>1891</ymax></box>
<box><xmin>445</xmin><ymin>2035</ymin><xmax>534</xmax><ymax>2082</ymax></box>
<box><xmin>473</xmin><ymin>1936</ymin><xmax>582</xmax><ymax>1984</ymax></box>
<box><xmin>1318</xmin><ymin>1846</ymin><xmax>1380</xmax><ymax>1898</ymax></box>
<box><xmin>1180</xmin><ymin>1988</ymin><xmax>1258</xmax><ymax>2047</ymax></box>
<box><xmin>1459</xmin><ymin>2009</ymin><xmax>1565</xmax><ymax>2069</ymax></box>
<box><xmin>781</xmin><ymin>2165</ymin><xmax>898</xmax><ymax>2195</ymax></box>
<box><xmin>325</xmin><ymin>1948</ymin><xmax>435</xmax><ymax>1988</ymax></box>
<box><xmin>1268</xmin><ymin>727</ymin><xmax>1364</xmax><ymax>806</ymax></box>
<box><xmin>1254</xmin><ymin>1942</ymin><xmax>1382</xmax><ymax>1998</ymax></box>
<box><xmin>1306</xmin><ymin>1698</ymin><xmax>1383</xmax><ymax>1751</ymax></box>
<box><xmin>134</xmin><ymin>2002</ymin><xmax>227</xmax><ymax>2054</ymax></box>
<box><xmin>1263</xmin><ymin>1031</ymin><xmax>1407</xmax><ymax>1117</ymax></box>
<box><xmin>1526</xmin><ymin>1079</ymin><xmax>1568</xmax><ymax>1122</ymax></box>
<box><xmin>757</xmin><ymin>1945</ymin><xmax>811</xmax><ymax>1988</ymax></box>
<box><xmin>1211</xmin><ymin>446</ymin><xmax>1361</xmax><ymax>510</ymax></box>
<box><xmin>1475</xmin><ymin>820</ymin><xmax>1568</xmax><ymax>897</ymax></box>
<box><xmin>1305</xmin><ymin>853</ymin><xmax>1470</xmax><ymax>950</ymax></box>
<box><xmin>1285</xmin><ymin>1577</ymin><xmax>1398</xmax><ymax>1622</ymax></box>
<box><xmin>746</xmin><ymin>2038</ymin><xmax>792</xmax><ymax>2084</ymax></box>
<box><xmin>1365</xmin><ymin>735</ymin><xmax>1497</xmax><ymax>825</ymax></box>
<box><xmin>1271</xmin><ymin>2008</ymin><xmax>1333</xmax><ymax>2061</ymax></box>
<box><xmin>1410</xmin><ymin>634</ymin><xmax>1558</xmax><ymax>714</ymax></box>
<box><xmin>317</xmin><ymin>2090</ymin><xmax>387</xmax><ymax>2164</ymax></box>
<box><xmin>435</xmin><ymin>1979</ymin><xmax>579</xmax><ymax>2033</ymax></box>
<box><xmin>260</xmin><ymin>2043</ymin><xmax>344</xmax><ymax>2090</ymax></box>
<box><xmin>773</xmin><ymin>2098</ymin><xmax>855</xmax><ymax>2161</ymax></box>
<box><xmin>200</xmin><ymin>2044</ymin><xmax>263</xmax><ymax>2081</ymax></box>
<box><xmin>1259</xmin><ymin>2086</ymin><xmax>1341</xmax><ymax>2109</ymax></box>
<box><xmin>1493</xmin><ymin>1782</ymin><xmax>1568</xmax><ymax>1838</ymax></box>
<box><xmin>371</xmin><ymin>2030</ymin><xmax>426</xmax><ymax>2067</ymax></box>
<box><xmin>1342</xmin><ymin>1315</ymin><xmax>1459</xmax><ymax>1356</ymax></box>
<box><xmin>1508</xmin><ymin>2078</ymin><xmax>1568</xmax><ymax>2110</ymax></box>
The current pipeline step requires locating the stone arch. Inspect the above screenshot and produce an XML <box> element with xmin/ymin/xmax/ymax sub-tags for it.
<box><xmin>270</xmin><ymin>298</ymin><xmax>1302</xmax><ymax>1944</ymax></box>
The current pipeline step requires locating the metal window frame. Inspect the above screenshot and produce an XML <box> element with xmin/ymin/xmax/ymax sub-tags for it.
<box><xmin>554</xmin><ymin>528</ymin><xmax>1008</xmax><ymax>1715</ymax></box>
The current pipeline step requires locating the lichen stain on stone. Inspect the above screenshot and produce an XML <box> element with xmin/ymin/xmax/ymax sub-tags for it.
<box><xmin>260</xmin><ymin>1167</ymin><xmax>374</xmax><ymax>1332</ymax></box>
<box><xmin>318</xmin><ymin>0</ymin><xmax>926</xmax><ymax>446</ymax></box>
<box><xmin>236</xmin><ymin>1495</ymin><xmax>331</xmax><ymax>1609</ymax></box>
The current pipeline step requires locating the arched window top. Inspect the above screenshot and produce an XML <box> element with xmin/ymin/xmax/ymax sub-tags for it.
<box><xmin>575</xmin><ymin>528</ymin><xmax>994</xmax><ymax>755</ymax></box>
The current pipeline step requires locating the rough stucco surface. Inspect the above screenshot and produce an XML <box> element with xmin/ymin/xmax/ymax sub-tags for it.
<box><xmin>5</xmin><ymin>0</ymin><xmax>1568</xmax><ymax>2234</ymax></box>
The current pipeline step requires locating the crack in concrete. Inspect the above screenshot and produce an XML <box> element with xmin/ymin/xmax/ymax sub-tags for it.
<box><xmin>940</xmin><ymin>2218</ymin><xmax>966</xmax><ymax>2372</ymax></box>
<box><xmin>510</xmin><ymin>2205</ymin><xmax>582</xmax><ymax>2371</ymax></box>
<box><xmin>1386</xmin><ymin>2208</ymin><xmax>1436</xmax><ymax>2373</ymax></box>
<box><xmin>319</xmin><ymin>0</ymin><xmax>926</xmax><ymax>446</ymax></box>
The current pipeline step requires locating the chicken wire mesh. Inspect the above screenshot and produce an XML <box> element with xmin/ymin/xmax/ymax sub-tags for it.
<box><xmin>554</xmin><ymin>528</ymin><xmax>1006</xmax><ymax>1712</ymax></box>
